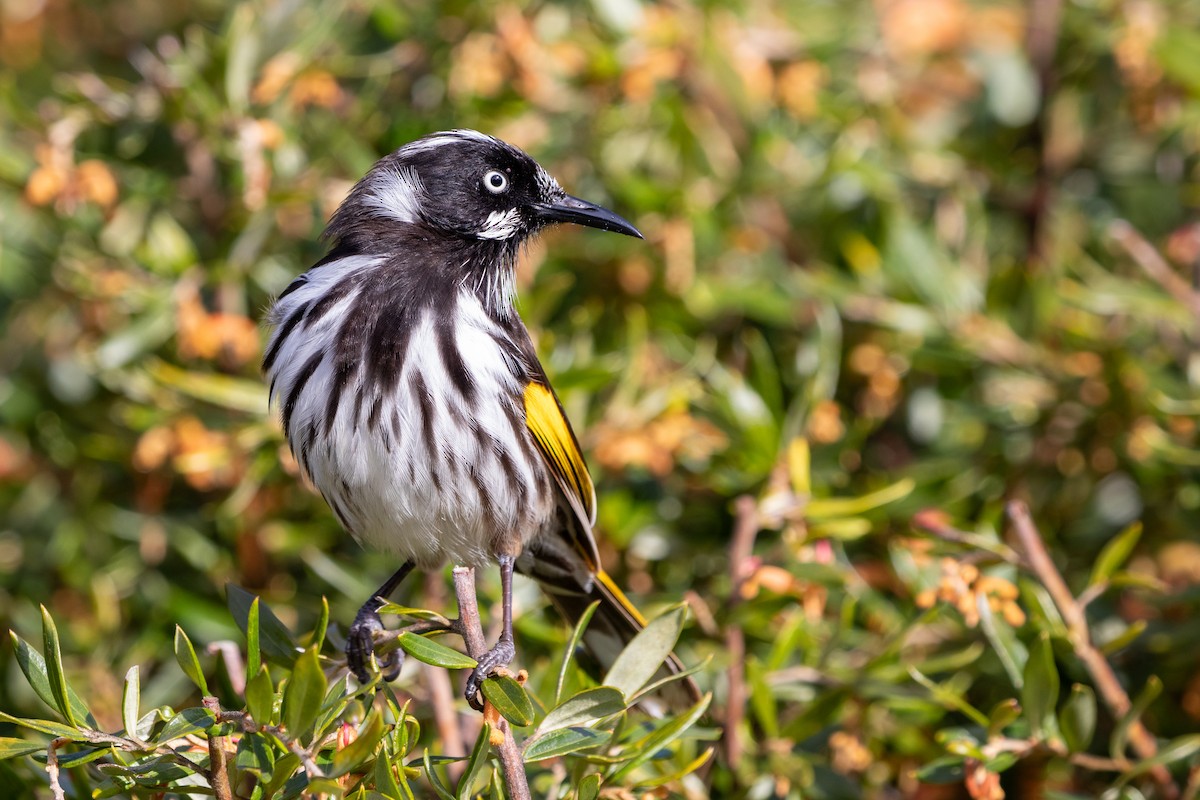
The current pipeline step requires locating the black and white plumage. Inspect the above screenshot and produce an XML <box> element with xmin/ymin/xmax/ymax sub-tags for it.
<box><xmin>262</xmin><ymin>130</ymin><xmax>696</xmax><ymax>709</ymax></box>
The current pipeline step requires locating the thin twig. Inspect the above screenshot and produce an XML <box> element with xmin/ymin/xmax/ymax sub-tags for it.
<box><xmin>1006</xmin><ymin>501</ymin><xmax>1178</xmax><ymax>799</ymax></box>
<box><xmin>723</xmin><ymin>495</ymin><xmax>760</xmax><ymax>771</ymax></box>
<box><xmin>424</xmin><ymin>571</ymin><xmax>467</xmax><ymax>781</ymax></box>
<box><xmin>46</xmin><ymin>736</ymin><xmax>69</xmax><ymax>800</ymax></box>
<box><xmin>1110</xmin><ymin>220</ymin><xmax>1200</xmax><ymax>318</ymax></box>
<box><xmin>202</xmin><ymin>697</ymin><xmax>233</xmax><ymax>800</ymax></box>
<box><xmin>451</xmin><ymin>567</ymin><xmax>531</xmax><ymax>800</ymax></box>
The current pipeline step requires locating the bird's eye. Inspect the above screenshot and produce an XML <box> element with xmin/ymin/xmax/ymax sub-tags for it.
<box><xmin>483</xmin><ymin>170</ymin><xmax>509</xmax><ymax>194</ymax></box>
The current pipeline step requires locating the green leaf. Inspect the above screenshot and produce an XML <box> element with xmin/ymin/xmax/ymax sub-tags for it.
<box><xmin>977</xmin><ymin>591</ymin><xmax>1027</xmax><ymax>687</ymax></box>
<box><xmin>305</xmin><ymin>777</ymin><xmax>345</xmax><ymax>796</ymax></box>
<box><xmin>313</xmin><ymin>596</ymin><xmax>330</xmax><ymax>653</ymax></box>
<box><xmin>150</xmin><ymin>707</ymin><xmax>216</xmax><ymax>744</ymax></box>
<box><xmin>421</xmin><ymin>749</ymin><xmax>458</xmax><ymax>800</ymax></box>
<box><xmin>574</xmin><ymin>773</ymin><xmax>601</xmax><ymax>800</ymax></box>
<box><xmin>0</xmin><ymin>711</ymin><xmax>86</xmax><ymax>740</ymax></box>
<box><xmin>538</xmin><ymin>687</ymin><xmax>625</xmax><ymax>734</ymax></box>
<box><xmin>1088</xmin><ymin>523</ymin><xmax>1141</xmax><ymax>588</ymax></box>
<box><xmin>455</xmin><ymin>723</ymin><xmax>492</xmax><ymax>800</ymax></box>
<box><xmin>1020</xmin><ymin>633</ymin><xmax>1059</xmax><ymax>740</ymax></box>
<box><xmin>1099</xmin><ymin>620</ymin><xmax>1147</xmax><ymax>655</ymax></box>
<box><xmin>987</xmin><ymin>699</ymin><xmax>1022</xmax><ymax>737</ymax></box>
<box><xmin>907</xmin><ymin>667</ymin><xmax>990</xmax><ymax>727</ymax></box>
<box><xmin>523</xmin><ymin>726</ymin><xmax>612</xmax><ymax>762</ymax></box>
<box><xmin>330</xmin><ymin>708</ymin><xmax>387</xmax><ymax>778</ymax></box>
<box><xmin>1119</xmin><ymin>734</ymin><xmax>1200</xmax><ymax>782</ymax></box>
<box><xmin>227</xmin><ymin>584</ymin><xmax>298</xmax><ymax>667</ymax></box>
<box><xmin>480</xmin><ymin>675</ymin><xmax>534</xmax><ymax>727</ymax></box>
<box><xmin>746</xmin><ymin>657</ymin><xmax>779</xmax><ymax>738</ymax></box>
<box><xmin>245</xmin><ymin>665</ymin><xmax>275</xmax><ymax>727</ymax></box>
<box><xmin>396</xmin><ymin>632</ymin><xmax>477</xmax><ymax>670</ymax></box>
<box><xmin>0</xmin><ymin>737</ymin><xmax>42</xmax><ymax>760</ymax></box>
<box><xmin>611</xmin><ymin>692</ymin><xmax>712</xmax><ymax>781</ymax></box>
<box><xmin>283</xmin><ymin>645</ymin><xmax>327</xmax><ymax>741</ymax></box>
<box><xmin>556</xmin><ymin>600</ymin><xmax>600</xmax><ymax>705</ymax></box>
<box><xmin>10</xmin><ymin>632</ymin><xmax>93</xmax><ymax>726</ymax></box>
<box><xmin>1111</xmin><ymin>676</ymin><xmax>1162</xmax><ymax>759</ymax></box>
<box><xmin>374</xmin><ymin>603</ymin><xmax>451</xmax><ymax>623</ymax></box>
<box><xmin>1060</xmin><ymin>684</ymin><xmax>1096</xmax><ymax>753</ymax></box>
<box><xmin>173</xmin><ymin>626</ymin><xmax>208</xmax><ymax>696</ymax></box>
<box><xmin>247</xmin><ymin>596</ymin><xmax>261</xmax><ymax>680</ymax></box>
<box><xmin>375</xmin><ymin>744</ymin><xmax>405</xmax><ymax>799</ymax></box>
<box><xmin>122</xmin><ymin>666</ymin><xmax>141</xmax><ymax>740</ymax></box>
<box><xmin>603</xmin><ymin>603</ymin><xmax>687</xmax><ymax>700</ymax></box>
<box><xmin>40</xmin><ymin>606</ymin><xmax>79</xmax><ymax>727</ymax></box>
<box><xmin>262</xmin><ymin>753</ymin><xmax>302</xmax><ymax>798</ymax></box>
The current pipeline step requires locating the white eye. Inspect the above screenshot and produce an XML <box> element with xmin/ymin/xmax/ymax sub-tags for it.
<box><xmin>483</xmin><ymin>170</ymin><xmax>509</xmax><ymax>194</ymax></box>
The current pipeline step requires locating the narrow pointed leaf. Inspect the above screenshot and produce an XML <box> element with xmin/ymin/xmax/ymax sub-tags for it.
<box><xmin>396</xmin><ymin>632</ymin><xmax>476</xmax><ymax>670</ymax></box>
<box><xmin>0</xmin><ymin>711</ymin><xmax>87</xmax><ymax>740</ymax></box>
<box><xmin>1060</xmin><ymin>684</ymin><xmax>1097</xmax><ymax>753</ymax></box>
<box><xmin>245</xmin><ymin>665</ymin><xmax>275</xmax><ymax>727</ymax></box>
<box><xmin>538</xmin><ymin>687</ymin><xmax>625</xmax><ymax>734</ymax></box>
<box><xmin>1119</xmin><ymin>734</ymin><xmax>1200</xmax><ymax>781</ymax></box>
<box><xmin>330</xmin><ymin>708</ymin><xmax>387</xmax><ymax>777</ymax></box>
<box><xmin>977</xmin><ymin>592</ymin><xmax>1027</xmax><ymax>687</ymax></box>
<box><xmin>0</xmin><ymin>738</ymin><xmax>43</xmax><ymax>760</ymax></box>
<box><xmin>122</xmin><ymin>666</ymin><xmax>141</xmax><ymax>739</ymax></box>
<box><xmin>1020</xmin><ymin>633</ymin><xmax>1059</xmax><ymax>740</ymax></box>
<box><xmin>480</xmin><ymin>675</ymin><xmax>533</xmax><ymax>727</ymax></box>
<box><xmin>611</xmin><ymin>692</ymin><xmax>712</xmax><ymax>781</ymax></box>
<box><xmin>987</xmin><ymin>699</ymin><xmax>1021</xmax><ymax>737</ymax></box>
<box><xmin>1111</xmin><ymin>676</ymin><xmax>1162</xmax><ymax>759</ymax></box>
<box><xmin>556</xmin><ymin>600</ymin><xmax>600</xmax><ymax>704</ymax></box>
<box><xmin>1088</xmin><ymin>522</ymin><xmax>1142</xmax><ymax>587</ymax></box>
<box><xmin>10</xmin><ymin>632</ymin><xmax>93</xmax><ymax>725</ymax></box>
<box><xmin>153</xmin><ymin>707</ymin><xmax>216</xmax><ymax>743</ymax></box>
<box><xmin>246</xmin><ymin>597</ymin><xmax>261</xmax><ymax>680</ymax></box>
<box><xmin>455</xmin><ymin>723</ymin><xmax>492</xmax><ymax>800</ymax></box>
<box><xmin>227</xmin><ymin>584</ymin><xmax>298</xmax><ymax>667</ymax></box>
<box><xmin>603</xmin><ymin>603</ymin><xmax>687</xmax><ymax>700</ymax></box>
<box><xmin>173</xmin><ymin>626</ymin><xmax>208</xmax><ymax>695</ymax></box>
<box><xmin>422</xmin><ymin>749</ymin><xmax>459</xmax><ymax>800</ymax></box>
<box><xmin>523</xmin><ymin>726</ymin><xmax>612</xmax><ymax>762</ymax></box>
<box><xmin>313</xmin><ymin>596</ymin><xmax>330</xmax><ymax>653</ymax></box>
<box><xmin>375</xmin><ymin>745</ymin><xmax>404</xmax><ymax>798</ymax></box>
<box><xmin>282</xmin><ymin>645</ymin><xmax>327</xmax><ymax>741</ymax></box>
<box><xmin>40</xmin><ymin>606</ymin><xmax>79</xmax><ymax>727</ymax></box>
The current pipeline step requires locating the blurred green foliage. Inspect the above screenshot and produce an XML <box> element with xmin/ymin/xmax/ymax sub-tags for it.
<box><xmin>3</xmin><ymin>0</ymin><xmax>1200</xmax><ymax>797</ymax></box>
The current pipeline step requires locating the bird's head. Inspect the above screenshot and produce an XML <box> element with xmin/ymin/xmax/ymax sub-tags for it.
<box><xmin>326</xmin><ymin>130</ymin><xmax>642</xmax><ymax>250</ymax></box>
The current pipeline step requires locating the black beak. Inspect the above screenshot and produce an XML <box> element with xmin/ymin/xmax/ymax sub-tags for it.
<box><xmin>531</xmin><ymin>194</ymin><xmax>643</xmax><ymax>239</ymax></box>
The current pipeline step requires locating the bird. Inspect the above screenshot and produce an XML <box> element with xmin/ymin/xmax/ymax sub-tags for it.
<box><xmin>262</xmin><ymin>129</ymin><xmax>696</xmax><ymax>710</ymax></box>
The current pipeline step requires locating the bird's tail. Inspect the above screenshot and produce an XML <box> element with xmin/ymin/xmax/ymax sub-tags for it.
<box><xmin>516</xmin><ymin>536</ymin><xmax>700</xmax><ymax>711</ymax></box>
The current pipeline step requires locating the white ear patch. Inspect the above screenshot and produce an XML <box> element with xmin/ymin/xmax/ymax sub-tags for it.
<box><xmin>364</xmin><ymin>165</ymin><xmax>424</xmax><ymax>223</ymax></box>
<box><xmin>477</xmin><ymin>208</ymin><xmax>521</xmax><ymax>240</ymax></box>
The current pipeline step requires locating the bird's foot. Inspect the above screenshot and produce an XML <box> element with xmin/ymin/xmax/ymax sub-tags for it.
<box><xmin>346</xmin><ymin>604</ymin><xmax>403</xmax><ymax>684</ymax></box>
<box><xmin>465</xmin><ymin>635</ymin><xmax>515</xmax><ymax>711</ymax></box>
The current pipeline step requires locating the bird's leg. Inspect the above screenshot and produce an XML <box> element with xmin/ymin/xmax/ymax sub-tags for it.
<box><xmin>347</xmin><ymin>562</ymin><xmax>415</xmax><ymax>683</ymax></box>
<box><xmin>465</xmin><ymin>554</ymin><xmax>517</xmax><ymax>710</ymax></box>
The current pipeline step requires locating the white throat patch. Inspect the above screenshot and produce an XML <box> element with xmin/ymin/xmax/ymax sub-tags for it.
<box><xmin>476</xmin><ymin>208</ymin><xmax>522</xmax><ymax>240</ymax></box>
<box><xmin>364</xmin><ymin>165</ymin><xmax>424</xmax><ymax>224</ymax></box>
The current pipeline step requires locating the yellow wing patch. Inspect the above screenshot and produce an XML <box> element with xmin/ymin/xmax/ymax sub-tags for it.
<box><xmin>524</xmin><ymin>382</ymin><xmax>596</xmax><ymax>525</ymax></box>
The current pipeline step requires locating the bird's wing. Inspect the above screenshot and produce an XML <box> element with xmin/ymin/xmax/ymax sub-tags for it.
<box><xmin>523</xmin><ymin>380</ymin><xmax>601</xmax><ymax>567</ymax></box>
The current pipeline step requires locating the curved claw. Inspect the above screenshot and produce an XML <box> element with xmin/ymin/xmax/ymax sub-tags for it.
<box><xmin>464</xmin><ymin>636</ymin><xmax>515</xmax><ymax>711</ymax></box>
<box><xmin>347</xmin><ymin>605</ymin><xmax>405</xmax><ymax>684</ymax></box>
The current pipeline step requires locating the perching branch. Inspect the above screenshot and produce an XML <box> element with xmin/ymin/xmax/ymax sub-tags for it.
<box><xmin>1006</xmin><ymin>501</ymin><xmax>1178</xmax><ymax>800</ymax></box>
<box><xmin>723</xmin><ymin>494</ymin><xmax>760</xmax><ymax>772</ymax></box>
<box><xmin>451</xmin><ymin>567</ymin><xmax>531</xmax><ymax>800</ymax></box>
<box><xmin>203</xmin><ymin>697</ymin><xmax>233</xmax><ymax>800</ymax></box>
